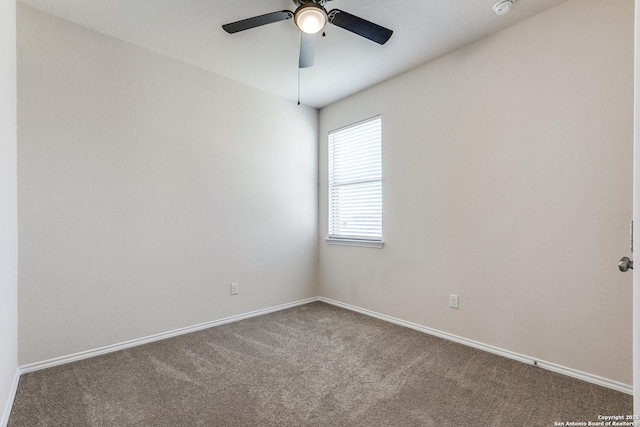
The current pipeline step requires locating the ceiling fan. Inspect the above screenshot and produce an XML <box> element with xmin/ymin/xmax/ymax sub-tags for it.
<box><xmin>222</xmin><ymin>0</ymin><xmax>393</xmax><ymax>68</ymax></box>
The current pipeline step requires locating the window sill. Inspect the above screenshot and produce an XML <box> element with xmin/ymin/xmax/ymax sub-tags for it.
<box><xmin>325</xmin><ymin>238</ymin><xmax>384</xmax><ymax>249</ymax></box>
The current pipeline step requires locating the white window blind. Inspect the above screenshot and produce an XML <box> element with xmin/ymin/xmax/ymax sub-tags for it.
<box><xmin>328</xmin><ymin>116</ymin><xmax>382</xmax><ymax>241</ymax></box>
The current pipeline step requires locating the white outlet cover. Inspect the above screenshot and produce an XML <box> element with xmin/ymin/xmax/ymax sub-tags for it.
<box><xmin>449</xmin><ymin>294</ymin><xmax>459</xmax><ymax>309</ymax></box>
<box><xmin>231</xmin><ymin>283</ymin><xmax>238</xmax><ymax>295</ymax></box>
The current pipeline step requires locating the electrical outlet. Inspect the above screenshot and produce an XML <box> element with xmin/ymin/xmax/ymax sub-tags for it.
<box><xmin>449</xmin><ymin>294</ymin><xmax>459</xmax><ymax>309</ymax></box>
<box><xmin>230</xmin><ymin>283</ymin><xmax>238</xmax><ymax>295</ymax></box>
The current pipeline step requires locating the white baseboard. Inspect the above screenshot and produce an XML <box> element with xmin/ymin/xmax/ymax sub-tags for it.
<box><xmin>1</xmin><ymin>369</ymin><xmax>20</xmax><ymax>427</ymax></box>
<box><xmin>318</xmin><ymin>297</ymin><xmax>633</xmax><ymax>395</ymax></box>
<box><xmin>20</xmin><ymin>297</ymin><xmax>319</xmax><ymax>374</ymax></box>
<box><xmin>16</xmin><ymin>295</ymin><xmax>632</xmax><ymax>397</ymax></box>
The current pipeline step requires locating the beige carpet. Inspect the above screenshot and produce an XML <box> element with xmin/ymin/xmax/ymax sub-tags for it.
<box><xmin>9</xmin><ymin>302</ymin><xmax>632</xmax><ymax>426</ymax></box>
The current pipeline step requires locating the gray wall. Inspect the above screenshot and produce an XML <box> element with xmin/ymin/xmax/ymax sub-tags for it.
<box><xmin>0</xmin><ymin>0</ymin><xmax>18</xmax><ymax>423</ymax></box>
<box><xmin>318</xmin><ymin>0</ymin><xmax>634</xmax><ymax>385</ymax></box>
<box><xmin>17</xmin><ymin>5</ymin><xmax>318</xmax><ymax>365</ymax></box>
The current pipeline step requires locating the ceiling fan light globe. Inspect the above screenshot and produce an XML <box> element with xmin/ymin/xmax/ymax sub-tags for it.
<box><xmin>295</xmin><ymin>7</ymin><xmax>327</xmax><ymax>34</ymax></box>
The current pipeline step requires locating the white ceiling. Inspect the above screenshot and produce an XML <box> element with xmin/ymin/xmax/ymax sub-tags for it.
<box><xmin>18</xmin><ymin>0</ymin><xmax>571</xmax><ymax>108</ymax></box>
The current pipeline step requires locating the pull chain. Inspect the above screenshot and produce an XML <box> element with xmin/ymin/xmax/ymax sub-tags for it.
<box><xmin>297</xmin><ymin>67</ymin><xmax>301</xmax><ymax>105</ymax></box>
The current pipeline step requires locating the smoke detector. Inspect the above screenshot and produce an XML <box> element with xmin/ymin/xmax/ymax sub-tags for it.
<box><xmin>493</xmin><ymin>0</ymin><xmax>515</xmax><ymax>15</ymax></box>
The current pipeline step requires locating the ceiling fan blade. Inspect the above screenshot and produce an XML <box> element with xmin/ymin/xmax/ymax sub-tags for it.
<box><xmin>327</xmin><ymin>9</ymin><xmax>393</xmax><ymax>45</ymax></box>
<box><xmin>299</xmin><ymin>33</ymin><xmax>317</xmax><ymax>68</ymax></box>
<box><xmin>222</xmin><ymin>10</ymin><xmax>293</xmax><ymax>34</ymax></box>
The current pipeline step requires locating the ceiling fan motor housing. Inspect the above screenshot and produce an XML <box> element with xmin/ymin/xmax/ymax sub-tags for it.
<box><xmin>293</xmin><ymin>0</ymin><xmax>329</xmax><ymax>6</ymax></box>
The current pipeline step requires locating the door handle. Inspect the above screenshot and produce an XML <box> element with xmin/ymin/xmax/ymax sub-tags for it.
<box><xmin>619</xmin><ymin>257</ymin><xmax>633</xmax><ymax>272</ymax></box>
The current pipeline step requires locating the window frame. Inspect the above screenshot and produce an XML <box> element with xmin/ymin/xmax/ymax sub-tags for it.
<box><xmin>326</xmin><ymin>115</ymin><xmax>384</xmax><ymax>249</ymax></box>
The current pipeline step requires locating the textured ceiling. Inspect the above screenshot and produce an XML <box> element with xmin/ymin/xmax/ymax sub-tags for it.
<box><xmin>18</xmin><ymin>0</ymin><xmax>571</xmax><ymax>108</ymax></box>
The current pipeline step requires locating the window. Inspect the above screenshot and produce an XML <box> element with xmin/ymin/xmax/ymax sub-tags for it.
<box><xmin>328</xmin><ymin>116</ymin><xmax>383</xmax><ymax>248</ymax></box>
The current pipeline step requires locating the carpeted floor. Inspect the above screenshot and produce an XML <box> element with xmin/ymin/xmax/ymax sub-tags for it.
<box><xmin>9</xmin><ymin>302</ymin><xmax>632</xmax><ymax>426</ymax></box>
